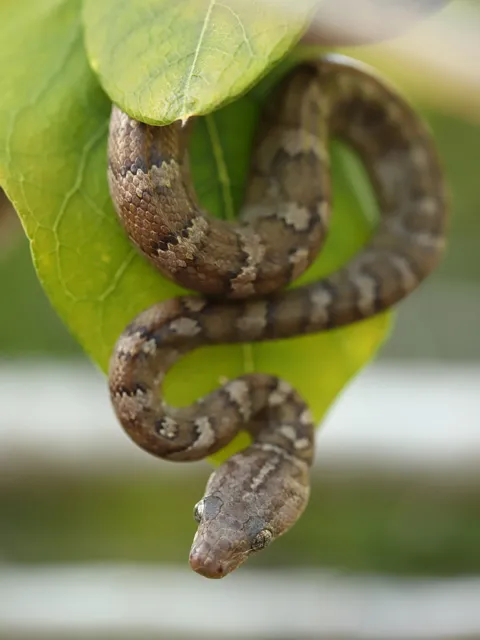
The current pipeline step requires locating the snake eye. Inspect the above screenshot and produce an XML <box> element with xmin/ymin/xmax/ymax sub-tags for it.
<box><xmin>193</xmin><ymin>500</ymin><xmax>204</xmax><ymax>523</ymax></box>
<box><xmin>251</xmin><ymin>529</ymin><xmax>273</xmax><ymax>552</ymax></box>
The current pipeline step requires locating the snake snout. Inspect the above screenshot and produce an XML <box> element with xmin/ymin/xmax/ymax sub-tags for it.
<box><xmin>189</xmin><ymin>548</ymin><xmax>226</xmax><ymax>579</ymax></box>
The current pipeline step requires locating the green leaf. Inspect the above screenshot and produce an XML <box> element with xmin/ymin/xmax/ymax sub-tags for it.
<box><xmin>0</xmin><ymin>0</ymin><xmax>391</xmax><ymax>464</ymax></box>
<box><xmin>82</xmin><ymin>0</ymin><xmax>316</xmax><ymax>124</ymax></box>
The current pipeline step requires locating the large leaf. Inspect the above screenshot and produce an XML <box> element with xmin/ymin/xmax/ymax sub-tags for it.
<box><xmin>0</xmin><ymin>0</ymin><xmax>391</xmax><ymax>462</ymax></box>
<box><xmin>83</xmin><ymin>0</ymin><xmax>316</xmax><ymax>124</ymax></box>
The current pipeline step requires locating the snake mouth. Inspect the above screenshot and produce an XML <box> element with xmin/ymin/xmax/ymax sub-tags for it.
<box><xmin>189</xmin><ymin>548</ymin><xmax>229</xmax><ymax>579</ymax></box>
<box><xmin>189</xmin><ymin>539</ymin><xmax>247</xmax><ymax>579</ymax></box>
<box><xmin>190</xmin><ymin>558</ymin><xmax>225</xmax><ymax>579</ymax></box>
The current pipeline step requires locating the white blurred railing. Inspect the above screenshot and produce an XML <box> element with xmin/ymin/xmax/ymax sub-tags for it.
<box><xmin>0</xmin><ymin>360</ymin><xmax>479</xmax><ymax>474</ymax></box>
<box><xmin>2</xmin><ymin>565</ymin><xmax>480</xmax><ymax>639</ymax></box>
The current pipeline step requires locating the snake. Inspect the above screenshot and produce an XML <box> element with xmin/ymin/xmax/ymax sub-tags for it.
<box><xmin>107</xmin><ymin>54</ymin><xmax>447</xmax><ymax>579</ymax></box>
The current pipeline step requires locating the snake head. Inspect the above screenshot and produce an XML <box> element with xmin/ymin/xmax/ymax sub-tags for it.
<box><xmin>189</xmin><ymin>492</ymin><xmax>274</xmax><ymax>579</ymax></box>
<box><xmin>188</xmin><ymin>450</ymin><xmax>310</xmax><ymax>579</ymax></box>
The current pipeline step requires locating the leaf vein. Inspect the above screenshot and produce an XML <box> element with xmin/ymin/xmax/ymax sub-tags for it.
<box><xmin>217</xmin><ymin>2</ymin><xmax>254</xmax><ymax>58</ymax></box>
<box><xmin>180</xmin><ymin>0</ymin><xmax>217</xmax><ymax>119</ymax></box>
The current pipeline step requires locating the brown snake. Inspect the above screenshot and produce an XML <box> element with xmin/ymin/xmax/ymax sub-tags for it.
<box><xmin>108</xmin><ymin>55</ymin><xmax>447</xmax><ymax>579</ymax></box>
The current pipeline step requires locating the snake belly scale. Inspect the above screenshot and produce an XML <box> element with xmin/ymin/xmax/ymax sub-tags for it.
<box><xmin>108</xmin><ymin>55</ymin><xmax>447</xmax><ymax>579</ymax></box>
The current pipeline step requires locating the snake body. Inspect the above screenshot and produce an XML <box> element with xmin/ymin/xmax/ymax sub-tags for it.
<box><xmin>108</xmin><ymin>64</ymin><xmax>332</xmax><ymax>298</ymax></box>
<box><xmin>108</xmin><ymin>55</ymin><xmax>447</xmax><ymax>579</ymax></box>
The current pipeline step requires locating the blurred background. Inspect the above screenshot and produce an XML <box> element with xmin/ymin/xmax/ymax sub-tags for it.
<box><xmin>1</xmin><ymin>1</ymin><xmax>479</xmax><ymax>639</ymax></box>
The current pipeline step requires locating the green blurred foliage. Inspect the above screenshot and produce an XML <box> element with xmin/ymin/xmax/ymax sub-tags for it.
<box><xmin>2</xmin><ymin>470</ymin><xmax>480</xmax><ymax>576</ymax></box>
